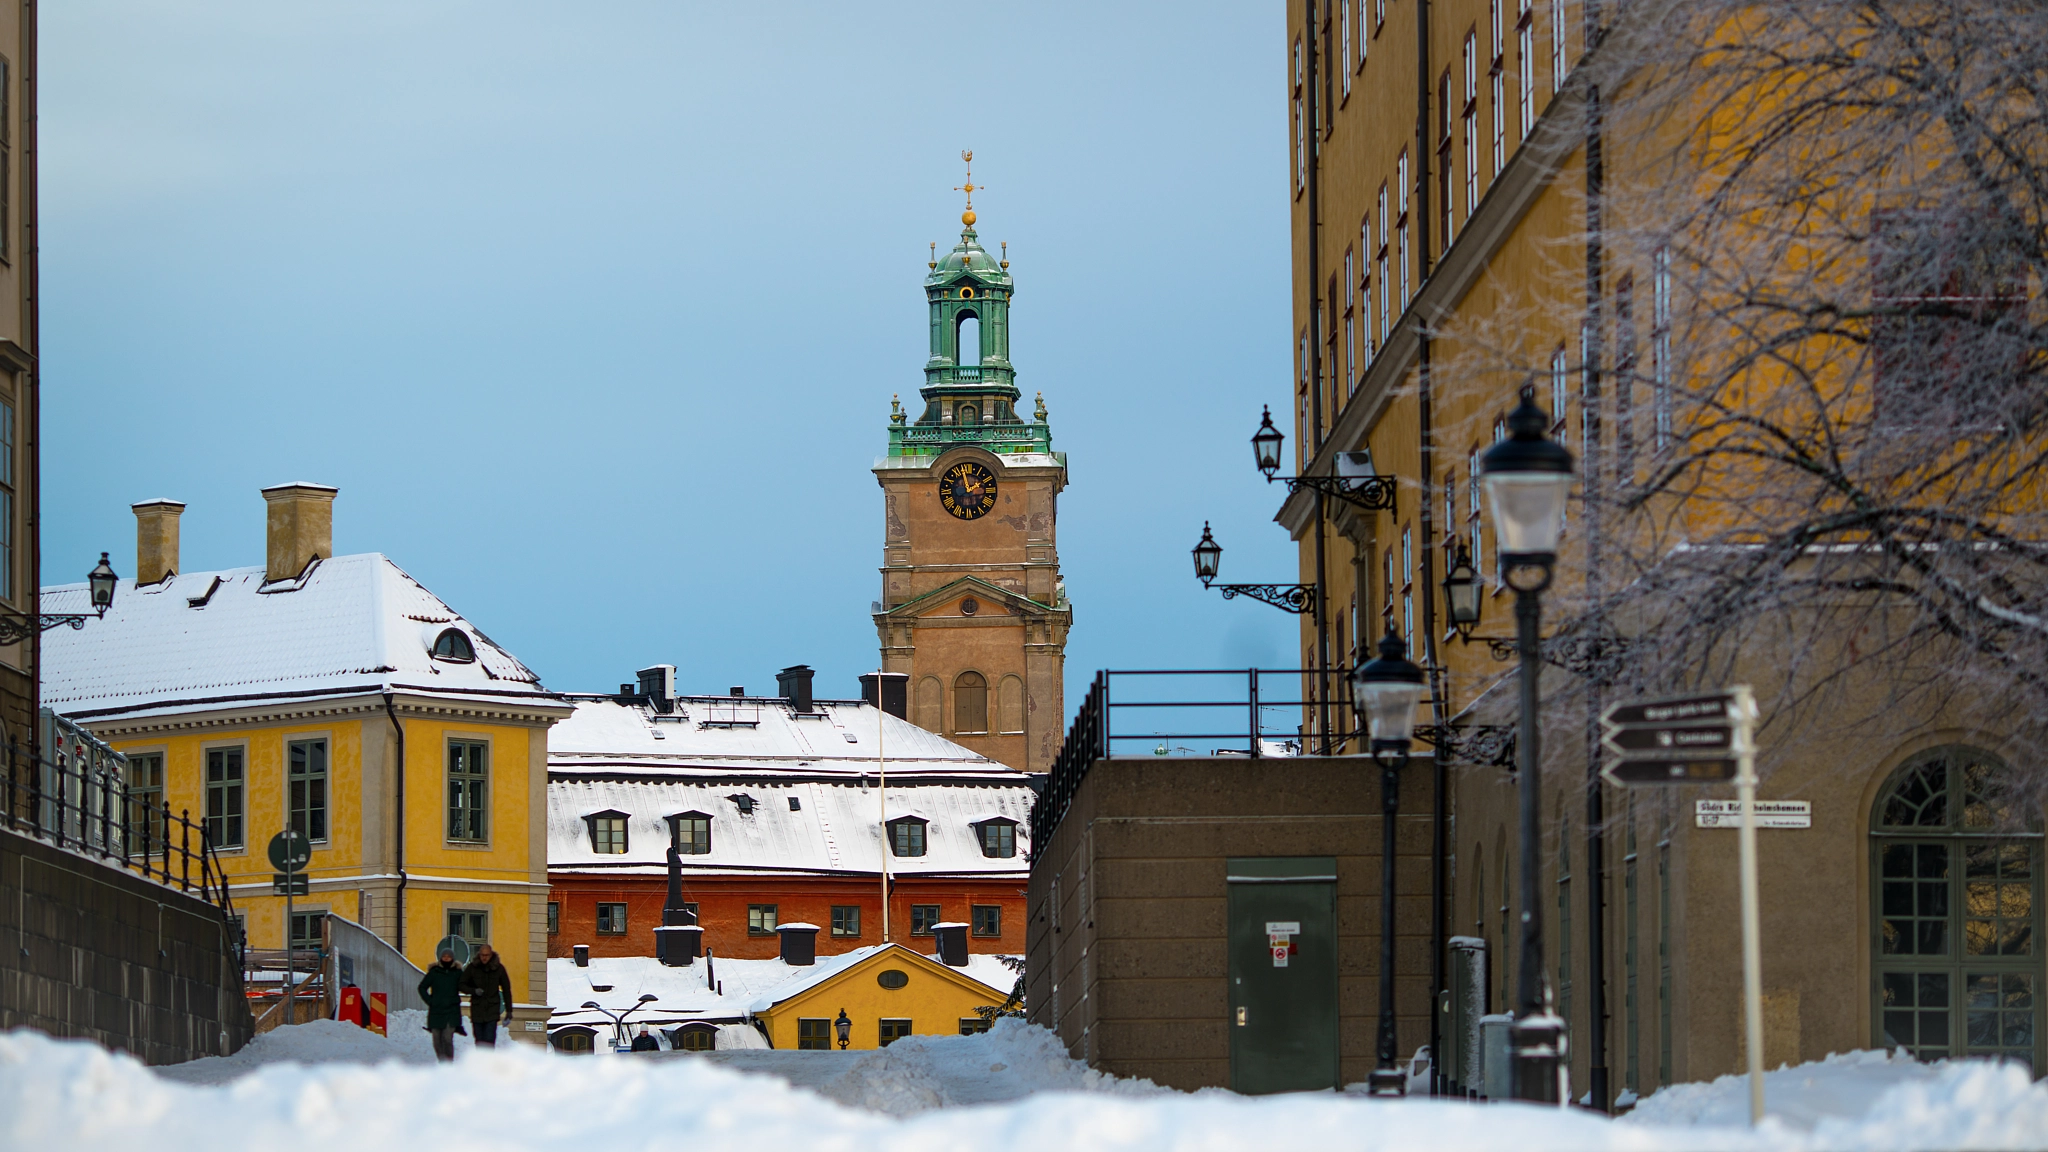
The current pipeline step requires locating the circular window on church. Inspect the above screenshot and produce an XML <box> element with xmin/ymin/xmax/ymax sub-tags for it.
<box><xmin>960</xmin><ymin>286</ymin><xmax>976</xmax><ymax>299</ymax></box>
<box><xmin>961</xmin><ymin>597</ymin><xmax>979</xmax><ymax>616</ymax></box>
<box><xmin>877</xmin><ymin>969</ymin><xmax>909</xmax><ymax>990</ymax></box>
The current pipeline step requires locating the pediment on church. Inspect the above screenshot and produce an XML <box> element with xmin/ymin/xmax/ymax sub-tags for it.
<box><xmin>879</xmin><ymin>575</ymin><xmax>1050</xmax><ymax>621</ymax></box>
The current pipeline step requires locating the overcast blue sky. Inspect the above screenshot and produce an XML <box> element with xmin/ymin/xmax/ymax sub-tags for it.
<box><xmin>41</xmin><ymin>2</ymin><xmax>1302</xmax><ymax>714</ymax></box>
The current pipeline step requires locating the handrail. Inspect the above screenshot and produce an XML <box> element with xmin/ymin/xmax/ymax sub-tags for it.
<box><xmin>2</xmin><ymin>709</ymin><xmax>239</xmax><ymax>943</ymax></box>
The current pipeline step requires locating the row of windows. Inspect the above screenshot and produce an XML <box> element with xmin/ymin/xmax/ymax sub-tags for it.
<box><xmin>564</xmin><ymin>901</ymin><xmax>1004</xmax><ymax>939</ymax></box>
<box><xmin>1295</xmin><ymin>0</ymin><xmax>1579</xmax><ymax>463</ymax></box>
<box><xmin>797</xmin><ymin>1017</ymin><xmax>990</xmax><ymax>1049</ymax></box>
<box><xmin>913</xmin><ymin>671</ymin><xmax>1027</xmax><ymax>738</ymax></box>
<box><xmin>135</xmin><ymin>738</ymin><xmax>490</xmax><ymax>851</ymax></box>
<box><xmin>582</xmin><ymin>809</ymin><xmax>1017</xmax><ymax>860</ymax></box>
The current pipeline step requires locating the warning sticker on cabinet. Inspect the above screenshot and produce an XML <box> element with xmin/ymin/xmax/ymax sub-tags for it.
<box><xmin>1266</xmin><ymin>921</ymin><xmax>1300</xmax><ymax>967</ymax></box>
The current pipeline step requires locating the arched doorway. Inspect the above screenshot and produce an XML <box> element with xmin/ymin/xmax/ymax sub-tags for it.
<box><xmin>1872</xmin><ymin>747</ymin><xmax>2042</xmax><ymax>1070</ymax></box>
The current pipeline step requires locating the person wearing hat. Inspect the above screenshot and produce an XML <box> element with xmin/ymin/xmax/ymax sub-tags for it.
<box><xmin>459</xmin><ymin>943</ymin><xmax>516</xmax><ymax>1047</ymax></box>
<box><xmin>630</xmin><ymin>1025</ymin><xmax>659</xmax><ymax>1053</ymax></box>
<box><xmin>418</xmin><ymin>947</ymin><xmax>465</xmax><ymax>1062</ymax></box>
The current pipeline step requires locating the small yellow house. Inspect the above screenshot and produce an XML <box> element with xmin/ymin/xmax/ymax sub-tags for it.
<box><xmin>38</xmin><ymin>485</ymin><xmax>570</xmax><ymax>1016</ymax></box>
<box><xmin>749</xmin><ymin>942</ymin><xmax>1011</xmax><ymax>1050</ymax></box>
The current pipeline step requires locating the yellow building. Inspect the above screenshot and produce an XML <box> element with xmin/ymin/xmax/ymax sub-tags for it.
<box><xmin>38</xmin><ymin>484</ymin><xmax>570</xmax><ymax>1013</ymax></box>
<box><xmin>749</xmin><ymin>942</ymin><xmax>1011</xmax><ymax>1050</ymax></box>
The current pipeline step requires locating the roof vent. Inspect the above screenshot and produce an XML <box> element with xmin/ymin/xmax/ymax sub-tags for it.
<box><xmin>637</xmin><ymin>664</ymin><xmax>677</xmax><ymax>713</ymax></box>
<box><xmin>729</xmin><ymin>794</ymin><xmax>756</xmax><ymax>816</ymax></box>
<box><xmin>730</xmin><ymin>686</ymin><xmax>745</xmax><ymax>697</ymax></box>
<box><xmin>860</xmin><ymin>672</ymin><xmax>909</xmax><ymax>719</ymax></box>
<box><xmin>776</xmin><ymin>664</ymin><xmax>816</xmax><ymax>713</ymax></box>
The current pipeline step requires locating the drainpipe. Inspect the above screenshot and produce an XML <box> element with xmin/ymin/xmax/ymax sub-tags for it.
<box><xmin>1304</xmin><ymin>0</ymin><xmax>1331</xmax><ymax>746</ymax></box>
<box><xmin>1581</xmin><ymin>0</ymin><xmax>1612</xmax><ymax>1109</ymax></box>
<box><xmin>382</xmin><ymin>691</ymin><xmax>407</xmax><ymax>952</ymax></box>
<box><xmin>1414</xmin><ymin>0</ymin><xmax>1445</xmax><ymax>1098</ymax></box>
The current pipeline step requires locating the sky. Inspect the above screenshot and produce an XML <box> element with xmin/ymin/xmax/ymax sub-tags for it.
<box><xmin>39</xmin><ymin>2</ymin><xmax>1303</xmax><ymax>718</ymax></box>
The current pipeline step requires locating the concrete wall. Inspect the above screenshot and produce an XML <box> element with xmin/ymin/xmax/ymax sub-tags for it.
<box><xmin>1026</xmin><ymin>755</ymin><xmax>1435</xmax><ymax>1091</ymax></box>
<box><xmin>0</xmin><ymin>825</ymin><xmax>253</xmax><ymax>1064</ymax></box>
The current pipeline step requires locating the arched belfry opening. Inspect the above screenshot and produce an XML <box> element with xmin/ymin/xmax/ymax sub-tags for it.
<box><xmin>957</xmin><ymin>313</ymin><xmax>981</xmax><ymax>366</ymax></box>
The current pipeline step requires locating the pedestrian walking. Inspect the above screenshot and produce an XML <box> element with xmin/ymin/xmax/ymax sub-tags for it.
<box><xmin>418</xmin><ymin>948</ymin><xmax>465</xmax><ymax>1062</ymax></box>
<box><xmin>460</xmin><ymin>942</ymin><xmax>516</xmax><ymax>1047</ymax></box>
<box><xmin>630</xmin><ymin>1026</ymin><xmax>660</xmax><ymax>1052</ymax></box>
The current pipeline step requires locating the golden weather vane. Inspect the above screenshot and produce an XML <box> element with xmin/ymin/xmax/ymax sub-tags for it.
<box><xmin>954</xmin><ymin>149</ymin><xmax>982</xmax><ymax>227</ymax></box>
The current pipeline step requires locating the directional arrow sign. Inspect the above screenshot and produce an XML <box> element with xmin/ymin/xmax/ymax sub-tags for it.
<box><xmin>1603</xmin><ymin>758</ymin><xmax>1738</xmax><ymax>786</ymax></box>
<box><xmin>1602</xmin><ymin>724</ymin><xmax>1735</xmax><ymax>756</ymax></box>
<box><xmin>1602</xmin><ymin>693</ymin><xmax>1736</xmax><ymax>727</ymax></box>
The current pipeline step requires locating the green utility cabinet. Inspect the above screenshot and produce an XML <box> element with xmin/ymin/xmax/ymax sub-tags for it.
<box><xmin>1227</xmin><ymin>857</ymin><xmax>1339</xmax><ymax>1094</ymax></box>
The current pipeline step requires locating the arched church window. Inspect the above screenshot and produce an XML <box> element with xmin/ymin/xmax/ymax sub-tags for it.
<box><xmin>958</xmin><ymin>404</ymin><xmax>980</xmax><ymax>427</ymax></box>
<box><xmin>1872</xmin><ymin>747</ymin><xmax>2042</xmax><ymax>1069</ymax></box>
<box><xmin>915</xmin><ymin>676</ymin><xmax>943</xmax><ymax>733</ymax></box>
<box><xmin>958</xmin><ymin>314</ymin><xmax>981</xmax><ymax>366</ymax></box>
<box><xmin>954</xmin><ymin>671</ymin><xmax>989</xmax><ymax>734</ymax></box>
<box><xmin>999</xmin><ymin>675</ymin><xmax>1025</xmax><ymax>735</ymax></box>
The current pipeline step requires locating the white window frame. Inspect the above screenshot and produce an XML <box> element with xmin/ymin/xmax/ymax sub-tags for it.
<box><xmin>1490</xmin><ymin>0</ymin><xmax>1505</xmax><ymax>174</ymax></box>
<box><xmin>1463</xmin><ymin>32</ymin><xmax>1479</xmax><ymax>220</ymax></box>
<box><xmin>1518</xmin><ymin>0</ymin><xmax>1535</xmax><ymax>139</ymax></box>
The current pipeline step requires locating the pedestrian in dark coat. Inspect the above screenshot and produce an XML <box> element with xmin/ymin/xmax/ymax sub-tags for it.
<box><xmin>460</xmin><ymin>944</ymin><xmax>516</xmax><ymax>1047</ymax></box>
<box><xmin>418</xmin><ymin>949</ymin><xmax>465</xmax><ymax>1062</ymax></box>
<box><xmin>629</xmin><ymin>1026</ymin><xmax>660</xmax><ymax>1052</ymax></box>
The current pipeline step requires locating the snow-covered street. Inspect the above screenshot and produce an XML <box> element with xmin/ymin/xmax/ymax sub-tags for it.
<box><xmin>5</xmin><ymin>1021</ymin><xmax>2048</xmax><ymax>1151</ymax></box>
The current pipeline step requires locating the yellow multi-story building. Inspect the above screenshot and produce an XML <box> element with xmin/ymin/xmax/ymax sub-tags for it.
<box><xmin>39</xmin><ymin>484</ymin><xmax>570</xmax><ymax>1013</ymax></box>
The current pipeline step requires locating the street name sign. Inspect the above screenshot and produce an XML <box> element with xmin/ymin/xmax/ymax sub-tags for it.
<box><xmin>1697</xmin><ymin>800</ymin><xmax>1811</xmax><ymax>829</ymax></box>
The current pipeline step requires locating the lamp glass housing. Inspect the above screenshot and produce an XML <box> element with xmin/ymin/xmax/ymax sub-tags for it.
<box><xmin>1192</xmin><ymin>523</ymin><xmax>1222</xmax><ymax>584</ymax></box>
<box><xmin>1351</xmin><ymin>628</ymin><xmax>1426</xmax><ymax>745</ymax></box>
<box><xmin>87</xmin><ymin>553</ymin><xmax>119</xmax><ymax>615</ymax></box>
<box><xmin>1481</xmin><ymin>472</ymin><xmax>1574</xmax><ymax>557</ymax></box>
<box><xmin>1442</xmin><ymin>552</ymin><xmax>1482</xmax><ymax>627</ymax></box>
<box><xmin>1251</xmin><ymin>407</ymin><xmax>1285</xmax><ymax>479</ymax></box>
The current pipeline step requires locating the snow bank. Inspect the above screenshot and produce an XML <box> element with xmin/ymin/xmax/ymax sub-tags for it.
<box><xmin>157</xmin><ymin>1010</ymin><xmax>436</xmax><ymax>1084</ymax></box>
<box><xmin>8</xmin><ymin>1026</ymin><xmax>2048</xmax><ymax>1152</ymax></box>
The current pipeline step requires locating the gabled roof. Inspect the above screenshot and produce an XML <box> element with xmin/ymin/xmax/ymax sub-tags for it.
<box><xmin>745</xmin><ymin>942</ymin><xmax>1010</xmax><ymax>1014</ymax></box>
<box><xmin>548</xmin><ymin>695</ymin><xmax>1020</xmax><ymax>779</ymax></box>
<box><xmin>544</xmin><ymin>949</ymin><xmax>1014</xmax><ymax>1027</ymax></box>
<box><xmin>41</xmin><ymin>553</ymin><xmax>564</xmax><ymax>722</ymax></box>
<box><xmin>548</xmin><ymin>776</ymin><xmax>1034</xmax><ymax>877</ymax></box>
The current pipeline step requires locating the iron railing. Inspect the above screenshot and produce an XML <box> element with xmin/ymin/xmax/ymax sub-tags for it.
<box><xmin>1031</xmin><ymin>667</ymin><xmax>1357</xmax><ymax>852</ymax></box>
<box><xmin>2</xmin><ymin>709</ymin><xmax>238</xmax><ymax>929</ymax></box>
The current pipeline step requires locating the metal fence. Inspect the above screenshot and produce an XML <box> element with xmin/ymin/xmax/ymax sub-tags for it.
<box><xmin>2</xmin><ymin>708</ymin><xmax>238</xmax><ymax>925</ymax></box>
<box><xmin>1031</xmin><ymin>667</ymin><xmax>1355</xmax><ymax>852</ymax></box>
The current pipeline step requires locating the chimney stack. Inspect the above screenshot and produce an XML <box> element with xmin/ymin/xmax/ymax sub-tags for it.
<box><xmin>573</xmin><ymin>944</ymin><xmax>590</xmax><ymax>967</ymax></box>
<box><xmin>638</xmin><ymin>664</ymin><xmax>677</xmax><ymax>713</ymax></box>
<box><xmin>777</xmin><ymin>664</ymin><xmax>816</xmax><ymax>713</ymax></box>
<box><xmin>261</xmin><ymin>483</ymin><xmax>337</xmax><ymax>582</ymax></box>
<box><xmin>860</xmin><ymin>672</ymin><xmax>909</xmax><ymax>719</ymax></box>
<box><xmin>131</xmin><ymin>500</ymin><xmax>184</xmax><ymax>585</ymax></box>
<box><xmin>776</xmin><ymin>922</ymin><xmax>819</xmax><ymax>966</ymax></box>
<box><xmin>932</xmin><ymin>922</ymin><xmax>970</xmax><ymax>967</ymax></box>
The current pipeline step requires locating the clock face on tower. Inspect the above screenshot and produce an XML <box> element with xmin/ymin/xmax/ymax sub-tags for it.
<box><xmin>938</xmin><ymin>461</ymin><xmax>999</xmax><ymax>520</ymax></box>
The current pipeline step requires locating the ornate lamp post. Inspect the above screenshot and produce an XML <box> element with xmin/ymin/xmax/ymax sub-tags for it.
<box><xmin>1479</xmin><ymin>388</ymin><xmax>1576</xmax><ymax>1104</ymax></box>
<box><xmin>1251</xmin><ymin>406</ymin><xmax>1397</xmax><ymax>512</ymax></box>
<box><xmin>1353</xmin><ymin>625</ymin><xmax>1427</xmax><ymax>1096</ymax></box>
<box><xmin>1190</xmin><ymin>522</ymin><xmax>1315</xmax><ymax>614</ymax></box>
<box><xmin>0</xmin><ymin>553</ymin><xmax>120</xmax><ymax>645</ymax></box>
<box><xmin>834</xmin><ymin>1008</ymin><xmax>852</xmax><ymax>1049</ymax></box>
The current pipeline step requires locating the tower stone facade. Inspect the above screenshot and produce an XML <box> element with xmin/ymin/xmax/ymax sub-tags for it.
<box><xmin>874</xmin><ymin>207</ymin><xmax>1069</xmax><ymax>773</ymax></box>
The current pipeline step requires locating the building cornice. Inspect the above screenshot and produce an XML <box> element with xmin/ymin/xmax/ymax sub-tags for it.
<box><xmin>76</xmin><ymin>689</ymin><xmax>573</xmax><ymax>739</ymax></box>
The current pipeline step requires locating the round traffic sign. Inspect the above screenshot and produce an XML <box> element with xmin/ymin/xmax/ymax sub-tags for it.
<box><xmin>434</xmin><ymin>935</ymin><xmax>473</xmax><ymax>964</ymax></box>
<box><xmin>268</xmin><ymin>829</ymin><xmax>312</xmax><ymax>872</ymax></box>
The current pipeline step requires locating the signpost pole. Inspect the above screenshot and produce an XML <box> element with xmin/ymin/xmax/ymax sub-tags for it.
<box><xmin>1733</xmin><ymin>687</ymin><xmax>1765</xmax><ymax>1126</ymax></box>
<box><xmin>284</xmin><ymin>848</ymin><xmax>295</xmax><ymax>1027</ymax></box>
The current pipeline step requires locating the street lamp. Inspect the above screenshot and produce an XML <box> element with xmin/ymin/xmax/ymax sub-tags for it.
<box><xmin>1441</xmin><ymin>541</ymin><xmax>1482</xmax><ymax>642</ymax></box>
<box><xmin>88</xmin><ymin>553</ymin><xmax>119</xmax><ymax>616</ymax></box>
<box><xmin>1478</xmin><ymin>386</ymin><xmax>1575</xmax><ymax>1104</ymax></box>
<box><xmin>1248</xmin><ymin>408</ymin><xmax>1397</xmax><ymax>512</ymax></box>
<box><xmin>579</xmin><ymin>993</ymin><xmax>660</xmax><ymax>1051</ymax></box>
<box><xmin>1352</xmin><ymin>624</ymin><xmax>1426</xmax><ymax>1096</ymax></box>
<box><xmin>1189</xmin><ymin>523</ymin><xmax>1314</xmax><ymax>614</ymax></box>
<box><xmin>834</xmin><ymin>1008</ymin><xmax>852</xmax><ymax>1049</ymax></box>
<box><xmin>1252</xmin><ymin>406</ymin><xmax>1285</xmax><ymax>479</ymax></box>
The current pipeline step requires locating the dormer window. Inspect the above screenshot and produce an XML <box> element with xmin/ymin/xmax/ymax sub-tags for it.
<box><xmin>666</xmin><ymin>811</ymin><xmax>711</xmax><ymax>855</ymax></box>
<box><xmin>974</xmin><ymin>818</ymin><xmax>1018</xmax><ymax>859</ymax></box>
<box><xmin>584</xmin><ymin>811</ymin><xmax>629</xmax><ymax>854</ymax></box>
<box><xmin>888</xmin><ymin>817</ymin><xmax>928</xmax><ymax>858</ymax></box>
<box><xmin>730</xmin><ymin>794</ymin><xmax>757</xmax><ymax>816</ymax></box>
<box><xmin>432</xmin><ymin>628</ymin><xmax>476</xmax><ymax>663</ymax></box>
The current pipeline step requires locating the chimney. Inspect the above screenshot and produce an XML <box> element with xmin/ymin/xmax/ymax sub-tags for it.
<box><xmin>131</xmin><ymin>500</ymin><xmax>185</xmax><ymax>585</ymax></box>
<box><xmin>638</xmin><ymin>664</ymin><xmax>677</xmax><ymax>713</ymax></box>
<box><xmin>860</xmin><ymin>672</ymin><xmax>909</xmax><ymax>719</ymax></box>
<box><xmin>777</xmin><ymin>664</ymin><xmax>816</xmax><ymax>713</ymax></box>
<box><xmin>932</xmin><ymin>922</ymin><xmax>970</xmax><ymax>967</ymax></box>
<box><xmin>777</xmin><ymin>922</ymin><xmax>819</xmax><ymax>966</ymax></box>
<box><xmin>573</xmin><ymin>944</ymin><xmax>590</xmax><ymax>968</ymax></box>
<box><xmin>261</xmin><ymin>483</ymin><xmax>337</xmax><ymax>582</ymax></box>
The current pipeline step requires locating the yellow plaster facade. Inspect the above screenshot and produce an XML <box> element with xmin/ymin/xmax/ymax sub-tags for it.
<box><xmin>751</xmin><ymin>944</ymin><xmax>1008</xmax><ymax>1050</ymax></box>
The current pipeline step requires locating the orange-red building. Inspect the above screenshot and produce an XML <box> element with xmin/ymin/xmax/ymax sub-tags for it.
<box><xmin>547</xmin><ymin>666</ymin><xmax>1033</xmax><ymax>963</ymax></box>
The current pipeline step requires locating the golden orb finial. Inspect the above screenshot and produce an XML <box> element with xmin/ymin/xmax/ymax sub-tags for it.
<box><xmin>953</xmin><ymin>150</ymin><xmax>983</xmax><ymax>229</ymax></box>
<box><xmin>962</xmin><ymin>209</ymin><xmax>977</xmax><ymax>226</ymax></box>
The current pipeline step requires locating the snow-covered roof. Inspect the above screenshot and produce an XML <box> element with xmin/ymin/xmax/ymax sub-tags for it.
<box><xmin>544</xmin><ymin>949</ymin><xmax>1014</xmax><ymax>1028</ymax></box>
<box><xmin>41</xmin><ymin>553</ymin><xmax>564</xmax><ymax>722</ymax></box>
<box><xmin>548</xmin><ymin>695</ymin><xmax>1017</xmax><ymax>779</ymax></box>
<box><xmin>548</xmin><ymin>776</ymin><xmax>1033</xmax><ymax>877</ymax></box>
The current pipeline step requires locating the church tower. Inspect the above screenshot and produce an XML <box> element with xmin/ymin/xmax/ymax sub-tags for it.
<box><xmin>874</xmin><ymin>163</ymin><xmax>1069</xmax><ymax>773</ymax></box>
